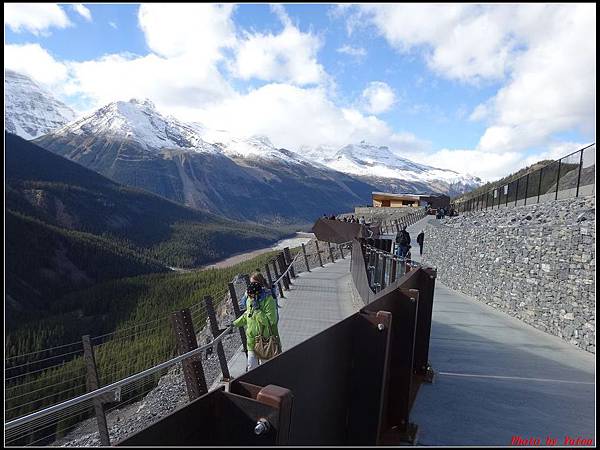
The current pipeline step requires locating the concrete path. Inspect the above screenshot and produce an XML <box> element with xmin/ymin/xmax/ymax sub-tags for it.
<box><xmin>406</xmin><ymin>215</ymin><xmax>596</xmax><ymax>446</ymax></box>
<box><xmin>214</xmin><ymin>257</ymin><xmax>359</xmax><ymax>387</ymax></box>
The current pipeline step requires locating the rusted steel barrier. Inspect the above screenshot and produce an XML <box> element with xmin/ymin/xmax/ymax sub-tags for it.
<box><xmin>118</xmin><ymin>237</ymin><xmax>435</xmax><ymax>446</ymax></box>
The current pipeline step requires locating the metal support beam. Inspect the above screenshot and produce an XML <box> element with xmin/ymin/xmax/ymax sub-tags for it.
<box><xmin>82</xmin><ymin>335</ymin><xmax>110</xmax><ymax>446</ymax></box>
<box><xmin>170</xmin><ymin>309</ymin><xmax>208</xmax><ymax>401</ymax></box>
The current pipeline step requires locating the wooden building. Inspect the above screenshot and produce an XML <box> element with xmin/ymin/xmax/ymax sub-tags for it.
<box><xmin>371</xmin><ymin>192</ymin><xmax>450</xmax><ymax>209</ymax></box>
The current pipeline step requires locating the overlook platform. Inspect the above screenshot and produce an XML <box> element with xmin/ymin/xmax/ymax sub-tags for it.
<box><xmin>219</xmin><ymin>215</ymin><xmax>595</xmax><ymax>446</ymax></box>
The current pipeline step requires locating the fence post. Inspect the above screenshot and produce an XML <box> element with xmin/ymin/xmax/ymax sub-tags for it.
<box><xmin>524</xmin><ymin>172</ymin><xmax>529</xmax><ymax>205</ymax></box>
<box><xmin>228</xmin><ymin>283</ymin><xmax>247</xmax><ymax>355</ymax></box>
<box><xmin>204</xmin><ymin>296</ymin><xmax>231</xmax><ymax>381</ymax></box>
<box><xmin>339</xmin><ymin>243</ymin><xmax>345</xmax><ymax>259</ymax></box>
<box><xmin>82</xmin><ymin>335</ymin><xmax>110</xmax><ymax>446</ymax></box>
<box><xmin>327</xmin><ymin>242</ymin><xmax>335</xmax><ymax>263</ymax></box>
<box><xmin>277</xmin><ymin>254</ymin><xmax>290</xmax><ymax>290</ymax></box>
<box><xmin>271</xmin><ymin>259</ymin><xmax>285</xmax><ymax>296</ymax></box>
<box><xmin>301</xmin><ymin>243</ymin><xmax>311</xmax><ymax>272</ymax></box>
<box><xmin>170</xmin><ymin>309</ymin><xmax>208</xmax><ymax>401</ymax></box>
<box><xmin>373</xmin><ymin>252</ymin><xmax>380</xmax><ymax>292</ymax></box>
<box><xmin>576</xmin><ymin>148</ymin><xmax>584</xmax><ymax>197</ymax></box>
<box><xmin>283</xmin><ymin>247</ymin><xmax>296</xmax><ymax>279</ymax></box>
<box><xmin>280</xmin><ymin>252</ymin><xmax>291</xmax><ymax>287</ymax></box>
<box><xmin>514</xmin><ymin>178</ymin><xmax>519</xmax><ymax>206</ymax></box>
<box><xmin>537</xmin><ymin>167</ymin><xmax>543</xmax><ymax>203</ymax></box>
<box><xmin>555</xmin><ymin>159</ymin><xmax>562</xmax><ymax>200</ymax></box>
<box><xmin>380</xmin><ymin>255</ymin><xmax>387</xmax><ymax>289</ymax></box>
<box><xmin>264</xmin><ymin>264</ymin><xmax>273</xmax><ymax>286</ymax></box>
<box><xmin>314</xmin><ymin>240</ymin><xmax>324</xmax><ymax>267</ymax></box>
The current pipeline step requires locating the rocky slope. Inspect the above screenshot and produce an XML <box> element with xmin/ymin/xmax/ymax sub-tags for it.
<box><xmin>5</xmin><ymin>70</ymin><xmax>76</xmax><ymax>139</ymax></box>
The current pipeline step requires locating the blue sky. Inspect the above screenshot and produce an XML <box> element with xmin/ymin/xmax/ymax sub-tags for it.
<box><xmin>4</xmin><ymin>4</ymin><xmax>596</xmax><ymax>180</ymax></box>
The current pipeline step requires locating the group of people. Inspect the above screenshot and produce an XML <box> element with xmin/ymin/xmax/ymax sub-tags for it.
<box><xmin>395</xmin><ymin>226</ymin><xmax>426</xmax><ymax>257</ymax></box>
<box><xmin>322</xmin><ymin>214</ymin><xmax>367</xmax><ymax>224</ymax></box>
<box><xmin>231</xmin><ymin>271</ymin><xmax>281</xmax><ymax>372</ymax></box>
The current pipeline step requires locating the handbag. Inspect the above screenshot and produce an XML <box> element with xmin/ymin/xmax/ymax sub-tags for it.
<box><xmin>253</xmin><ymin>319</ymin><xmax>281</xmax><ymax>361</ymax></box>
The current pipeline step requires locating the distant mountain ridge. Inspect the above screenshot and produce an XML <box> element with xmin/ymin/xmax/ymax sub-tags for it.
<box><xmin>34</xmin><ymin>99</ymin><xmax>377</xmax><ymax>224</ymax></box>
<box><xmin>5</xmin><ymin>70</ymin><xmax>77</xmax><ymax>139</ymax></box>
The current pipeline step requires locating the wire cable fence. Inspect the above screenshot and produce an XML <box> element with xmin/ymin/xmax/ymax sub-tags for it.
<box><xmin>453</xmin><ymin>143</ymin><xmax>595</xmax><ymax>213</ymax></box>
<box><xmin>4</xmin><ymin>243</ymin><xmax>328</xmax><ymax>447</ymax></box>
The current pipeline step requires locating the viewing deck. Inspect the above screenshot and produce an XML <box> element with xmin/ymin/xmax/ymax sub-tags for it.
<box><xmin>220</xmin><ymin>215</ymin><xmax>595</xmax><ymax>446</ymax></box>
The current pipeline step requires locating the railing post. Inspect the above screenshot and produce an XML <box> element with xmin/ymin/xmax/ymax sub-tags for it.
<box><xmin>515</xmin><ymin>178</ymin><xmax>519</xmax><ymax>206</ymax></box>
<box><xmin>204</xmin><ymin>296</ymin><xmax>231</xmax><ymax>381</ymax></box>
<box><xmin>277</xmin><ymin>254</ymin><xmax>290</xmax><ymax>290</ymax></box>
<box><xmin>537</xmin><ymin>167</ymin><xmax>543</xmax><ymax>203</ymax></box>
<box><xmin>271</xmin><ymin>260</ymin><xmax>285</xmax><ymax>298</ymax></box>
<box><xmin>576</xmin><ymin>148</ymin><xmax>584</xmax><ymax>197</ymax></box>
<box><xmin>228</xmin><ymin>283</ymin><xmax>247</xmax><ymax>355</ymax></box>
<box><xmin>283</xmin><ymin>247</ymin><xmax>296</xmax><ymax>279</ymax></box>
<box><xmin>373</xmin><ymin>251</ymin><xmax>380</xmax><ymax>292</ymax></box>
<box><xmin>82</xmin><ymin>335</ymin><xmax>110</xmax><ymax>446</ymax></box>
<box><xmin>301</xmin><ymin>243</ymin><xmax>311</xmax><ymax>272</ymax></box>
<box><xmin>524</xmin><ymin>172</ymin><xmax>529</xmax><ymax>205</ymax></box>
<box><xmin>555</xmin><ymin>159</ymin><xmax>562</xmax><ymax>200</ymax></box>
<box><xmin>264</xmin><ymin>264</ymin><xmax>273</xmax><ymax>286</ymax></box>
<box><xmin>170</xmin><ymin>309</ymin><xmax>208</xmax><ymax>401</ymax></box>
<box><xmin>339</xmin><ymin>243</ymin><xmax>345</xmax><ymax>259</ymax></box>
<box><xmin>380</xmin><ymin>255</ymin><xmax>387</xmax><ymax>289</ymax></box>
<box><xmin>327</xmin><ymin>242</ymin><xmax>335</xmax><ymax>263</ymax></box>
<box><xmin>314</xmin><ymin>240</ymin><xmax>324</xmax><ymax>267</ymax></box>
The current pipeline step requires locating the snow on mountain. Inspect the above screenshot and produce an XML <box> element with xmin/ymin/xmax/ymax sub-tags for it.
<box><xmin>312</xmin><ymin>141</ymin><xmax>480</xmax><ymax>187</ymax></box>
<box><xmin>5</xmin><ymin>70</ymin><xmax>77</xmax><ymax>140</ymax></box>
<box><xmin>54</xmin><ymin>99</ymin><xmax>220</xmax><ymax>154</ymax></box>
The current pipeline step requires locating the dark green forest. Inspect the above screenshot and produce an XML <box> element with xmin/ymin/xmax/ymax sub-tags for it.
<box><xmin>5</xmin><ymin>251</ymin><xmax>280</xmax><ymax>423</ymax></box>
<box><xmin>5</xmin><ymin>132</ymin><xmax>287</xmax><ymax>319</ymax></box>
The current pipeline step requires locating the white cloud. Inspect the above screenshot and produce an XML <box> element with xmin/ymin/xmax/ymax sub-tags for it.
<box><xmin>337</xmin><ymin>45</ymin><xmax>366</xmax><ymax>58</ymax></box>
<box><xmin>138</xmin><ymin>4</ymin><xmax>236</xmax><ymax>61</ymax></box>
<box><xmin>183</xmin><ymin>83</ymin><xmax>425</xmax><ymax>154</ymax></box>
<box><xmin>231</xmin><ymin>6</ymin><xmax>326</xmax><ymax>85</ymax></box>
<box><xmin>72</xmin><ymin>4</ymin><xmax>92</xmax><ymax>22</ymax></box>
<box><xmin>361</xmin><ymin>81</ymin><xmax>396</xmax><ymax>114</ymax></box>
<box><xmin>5</xmin><ymin>43</ymin><xmax>69</xmax><ymax>86</ymax></box>
<box><xmin>65</xmin><ymin>52</ymin><xmax>234</xmax><ymax>111</ymax></box>
<box><xmin>474</xmin><ymin>5</ymin><xmax>596</xmax><ymax>153</ymax></box>
<box><xmin>4</xmin><ymin>3</ymin><xmax>71</xmax><ymax>35</ymax></box>
<box><xmin>350</xmin><ymin>4</ymin><xmax>595</xmax><ymax>162</ymax></box>
<box><xmin>109</xmin><ymin>21</ymin><xmax>117</xmax><ymax>29</ymax></box>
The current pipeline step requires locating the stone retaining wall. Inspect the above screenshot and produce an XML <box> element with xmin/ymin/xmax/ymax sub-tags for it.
<box><xmin>421</xmin><ymin>196</ymin><xmax>595</xmax><ymax>353</ymax></box>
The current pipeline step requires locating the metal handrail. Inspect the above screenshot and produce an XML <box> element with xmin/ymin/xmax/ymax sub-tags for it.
<box><xmin>5</xmin><ymin>326</ymin><xmax>233</xmax><ymax>431</ymax></box>
<box><xmin>4</xmin><ymin>248</ymin><xmax>311</xmax><ymax>433</ymax></box>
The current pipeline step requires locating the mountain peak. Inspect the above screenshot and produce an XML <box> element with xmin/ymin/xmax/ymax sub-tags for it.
<box><xmin>5</xmin><ymin>70</ymin><xmax>77</xmax><ymax>140</ymax></box>
<box><xmin>56</xmin><ymin>99</ymin><xmax>217</xmax><ymax>153</ymax></box>
<box><xmin>128</xmin><ymin>98</ymin><xmax>157</xmax><ymax>109</ymax></box>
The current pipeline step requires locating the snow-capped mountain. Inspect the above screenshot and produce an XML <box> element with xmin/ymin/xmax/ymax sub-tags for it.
<box><xmin>34</xmin><ymin>99</ymin><xmax>375</xmax><ymax>224</ymax></box>
<box><xmin>55</xmin><ymin>98</ymin><xmax>219</xmax><ymax>154</ymax></box>
<box><xmin>321</xmin><ymin>141</ymin><xmax>479</xmax><ymax>185</ymax></box>
<box><xmin>5</xmin><ymin>70</ymin><xmax>77</xmax><ymax>140</ymax></box>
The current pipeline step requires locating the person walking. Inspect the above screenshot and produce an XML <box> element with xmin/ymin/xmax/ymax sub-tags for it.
<box><xmin>233</xmin><ymin>281</ymin><xmax>281</xmax><ymax>371</ymax></box>
<box><xmin>395</xmin><ymin>225</ymin><xmax>411</xmax><ymax>258</ymax></box>
<box><xmin>417</xmin><ymin>230</ymin><xmax>425</xmax><ymax>256</ymax></box>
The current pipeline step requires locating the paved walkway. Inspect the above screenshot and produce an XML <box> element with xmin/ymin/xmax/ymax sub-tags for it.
<box><xmin>407</xmin><ymin>216</ymin><xmax>596</xmax><ymax>446</ymax></box>
<box><xmin>216</xmin><ymin>216</ymin><xmax>595</xmax><ymax>446</ymax></box>
<box><xmin>214</xmin><ymin>257</ymin><xmax>358</xmax><ymax>387</ymax></box>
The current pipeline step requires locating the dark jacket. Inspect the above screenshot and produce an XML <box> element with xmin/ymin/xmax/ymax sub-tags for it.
<box><xmin>417</xmin><ymin>232</ymin><xmax>424</xmax><ymax>245</ymax></box>
<box><xmin>396</xmin><ymin>230</ymin><xmax>411</xmax><ymax>246</ymax></box>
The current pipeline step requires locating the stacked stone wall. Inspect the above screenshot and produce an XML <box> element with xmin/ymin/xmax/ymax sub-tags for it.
<box><xmin>421</xmin><ymin>196</ymin><xmax>595</xmax><ymax>353</ymax></box>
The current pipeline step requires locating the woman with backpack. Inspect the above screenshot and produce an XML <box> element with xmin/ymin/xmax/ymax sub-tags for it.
<box><xmin>233</xmin><ymin>281</ymin><xmax>281</xmax><ymax>371</ymax></box>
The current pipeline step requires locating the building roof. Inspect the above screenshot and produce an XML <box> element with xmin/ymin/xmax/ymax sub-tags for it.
<box><xmin>371</xmin><ymin>192</ymin><xmax>447</xmax><ymax>199</ymax></box>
